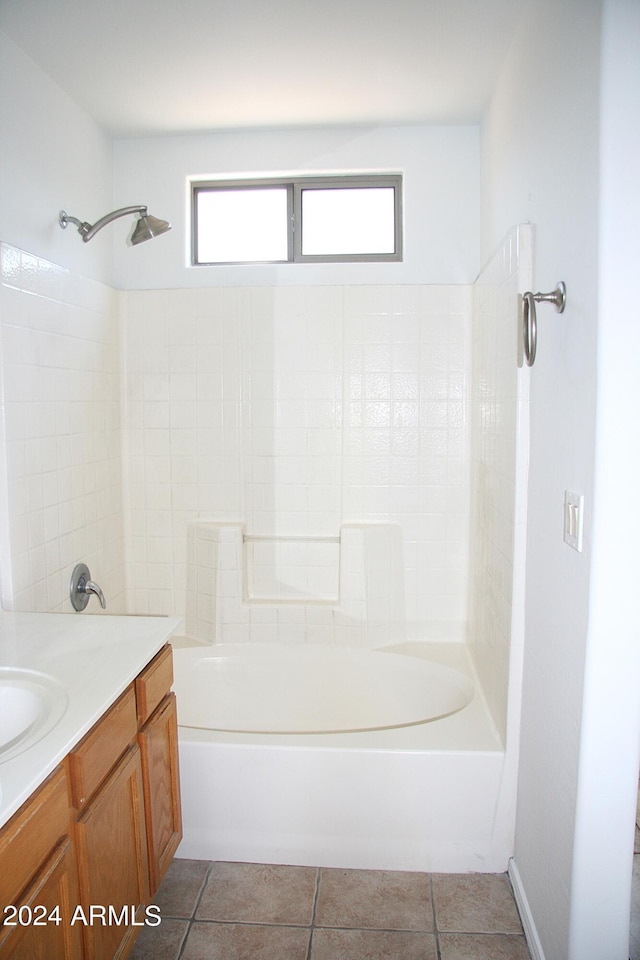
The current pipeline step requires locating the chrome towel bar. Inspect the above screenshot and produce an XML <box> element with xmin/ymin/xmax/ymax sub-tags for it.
<box><xmin>522</xmin><ymin>281</ymin><xmax>567</xmax><ymax>366</ymax></box>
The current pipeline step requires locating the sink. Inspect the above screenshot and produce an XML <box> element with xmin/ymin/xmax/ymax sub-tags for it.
<box><xmin>0</xmin><ymin>668</ymin><xmax>68</xmax><ymax>763</ymax></box>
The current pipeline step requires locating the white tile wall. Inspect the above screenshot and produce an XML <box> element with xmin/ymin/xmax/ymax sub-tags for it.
<box><xmin>121</xmin><ymin>284</ymin><xmax>472</xmax><ymax>640</ymax></box>
<box><xmin>343</xmin><ymin>285</ymin><xmax>471</xmax><ymax>637</ymax></box>
<box><xmin>0</xmin><ymin>238</ymin><xmax>524</xmax><ymax>724</ymax></box>
<box><xmin>468</xmin><ymin>225</ymin><xmax>532</xmax><ymax>741</ymax></box>
<box><xmin>121</xmin><ymin>287</ymin><xmax>246</xmax><ymax>616</ymax></box>
<box><xmin>0</xmin><ymin>243</ymin><xmax>125</xmax><ymax>613</ymax></box>
<box><xmin>241</xmin><ymin>287</ymin><xmax>344</xmax><ymax>540</ymax></box>
<box><xmin>184</xmin><ymin>520</ymin><xmax>219</xmax><ymax>642</ymax></box>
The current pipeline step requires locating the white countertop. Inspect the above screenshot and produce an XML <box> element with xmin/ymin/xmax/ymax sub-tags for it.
<box><xmin>0</xmin><ymin>611</ymin><xmax>181</xmax><ymax>830</ymax></box>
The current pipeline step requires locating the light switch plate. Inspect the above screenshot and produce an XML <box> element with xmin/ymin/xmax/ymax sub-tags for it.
<box><xmin>564</xmin><ymin>490</ymin><xmax>584</xmax><ymax>552</ymax></box>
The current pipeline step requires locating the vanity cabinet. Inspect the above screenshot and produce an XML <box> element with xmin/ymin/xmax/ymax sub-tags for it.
<box><xmin>0</xmin><ymin>643</ymin><xmax>181</xmax><ymax>960</ymax></box>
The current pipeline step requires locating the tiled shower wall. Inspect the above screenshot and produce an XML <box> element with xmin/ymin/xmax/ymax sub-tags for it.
<box><xmin>468</xmin><ymin>225</ymin><xmax>531</xmax><ymax>740</ymax></box>
<box><xmin>0</xmin><ymin>237</ymin><xmax>526</xmax><ymax>739</ymax></box>
<box><xmin>0</xmin><ymin>243</ymin><xmax>126</xmax><ymax>612</ymax></box>
<box><xmin>121</xmin><ymin>285</ymin><xmax>472</xmax><ymax>640</ymax></box>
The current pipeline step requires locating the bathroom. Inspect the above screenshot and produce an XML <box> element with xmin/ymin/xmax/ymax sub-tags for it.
<box><xmin>0</xmin><ymin>1</ymin><xmax>639</xmax><ymax>958</ymax></box>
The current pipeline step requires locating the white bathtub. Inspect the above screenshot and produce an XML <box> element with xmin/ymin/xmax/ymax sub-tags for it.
<box><xmin>173</xmin><ymin>641</ymin><xmax>513</xmax><ymax>873</ymax></box>
<box><xmin>173</xmin><ymin>643</ymin><xmax>475</xmax><ymax>734</ymax></box>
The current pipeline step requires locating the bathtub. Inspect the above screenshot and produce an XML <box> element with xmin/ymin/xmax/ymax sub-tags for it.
<box><xmin>173</xmin><ymin>640</ymin><xmax>513</xmax><ymax>873</ymax></box>
<box><xmin>173</xmin><ymin>643</ymin><xmax>475</xmax><ymax>734</ymax></box>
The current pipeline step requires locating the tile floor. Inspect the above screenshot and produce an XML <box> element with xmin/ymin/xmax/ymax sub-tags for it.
<box><xmin>131</xmin><ymin>859</ymin><xmax>532</xmax><ymax>960</ymax></box>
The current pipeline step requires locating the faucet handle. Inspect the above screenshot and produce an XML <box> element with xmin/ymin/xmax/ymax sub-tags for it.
<box><xmin>70</xmin><ymin>563</ymin><xmax>107</xmax><ymax>611</ymax></box>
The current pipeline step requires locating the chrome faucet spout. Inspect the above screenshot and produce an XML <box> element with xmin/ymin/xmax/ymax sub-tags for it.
<box><xmin>84</xmin><ymin>579</ymin><xmax>106</xmax><ymax>609</ymax></box>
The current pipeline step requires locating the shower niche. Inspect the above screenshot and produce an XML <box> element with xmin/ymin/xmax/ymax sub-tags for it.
<box><xmin>244</xmin><ymin>536</ymin><xmax>341</xmax><ymax>604</ymax></box>
<box><xmin>184</xmin><ymin>521</ymin><xmax>405</xmax><ymax>648</ymax></box>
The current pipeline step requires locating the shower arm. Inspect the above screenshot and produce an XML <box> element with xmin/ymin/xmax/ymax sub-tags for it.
<box><xmin>59</xmin><ymin>205</ymin><xmax>148</xmax><ymax>242</ymax></box>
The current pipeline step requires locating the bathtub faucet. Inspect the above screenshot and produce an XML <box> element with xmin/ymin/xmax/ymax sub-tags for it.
<box><xmin>70</xmin><ymin>563</ymin><xmax>106</xmax><ymax>611</ymax></box>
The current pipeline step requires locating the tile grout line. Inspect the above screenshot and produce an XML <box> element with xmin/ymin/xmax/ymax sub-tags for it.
<box><xmin>173</xmin><ymin>917</ymin><xmax>316</xmax><ymax>929</ymax></box>
<box><xmin>175</xmin><ymin>860</ymin><xmax>216</xmax><ymax>960</ymax></box>
<box><xmin>182</xmin><ymin>918</ymin><xmax>442</xmax><ymax>933</ymax></box>
<box><xmin>430</xmin><ymin>874</ymin><xmax>443</xmax><ymax>960</ymax></box>
<box><xmin>173</xmin><ymin>920</ymin><xmax>190</xmax><ymax>960</ymax></box>
<box><xmin>306</xmin><ymin>868</ymin><xmax>321</xmax><ymax>960</ymax></box>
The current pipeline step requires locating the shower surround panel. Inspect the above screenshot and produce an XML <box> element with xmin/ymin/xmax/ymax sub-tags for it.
<box><xmin>468</xmin><ymin>225</ymin><xmax>532</xmax><ymax>741</ymax></box>
<box><xmin>0</xmin><ymin>240</ymin><xmax>525</xmax><ymax>754</ymax></box>
<box><xmin>121</xmin><ymin>285</ymin><xmax>472</xmax><ymax>641</ymax></box>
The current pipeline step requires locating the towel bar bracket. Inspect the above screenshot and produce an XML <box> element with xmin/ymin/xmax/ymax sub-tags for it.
<box><xmin>522</xmin><ymin>282</ymin><xmax>566</xmax><ymax>366</ymax></box>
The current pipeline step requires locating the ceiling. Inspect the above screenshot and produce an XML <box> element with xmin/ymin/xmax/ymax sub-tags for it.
<box><xmin>0</xmin><ymin>0</ymin><xmax>527</xmax><ymax>138</ymax></box>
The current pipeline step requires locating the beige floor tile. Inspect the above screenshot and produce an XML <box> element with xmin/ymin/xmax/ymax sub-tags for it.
<box><xmin>315</xmin><ymin>868</ymin><xmax>433</xmax><ymax>931</ymax></box>
<box><xmin>311</xmin><ymin>927</ymin><xmax>438</xmax><ymax>959</ymax></box>
<box><xmin>196</xmin><ymin>862</ymin><xmax>317</xmax><ymax>925</ymax></box>
<box><xmin>439</xmin><ymin>932</ymin><xmax>531</xmax><ymax>959</ymax></box>
<box><xmin>153</xmin><ymin>858</ymin><xmax>210</xmax><ymax>918</ymax></box>
<box><xmin>432</xmin><ymin>874</ymin><xmax>523</xmax><ymax>934</ymax></box>
<box><xmin>181</xmin><ymin>922</ymin><xmax>311</xmax><ymax>960</ymax></box>
<box><xmin>130</xmin><ymin>918</ymin><xmax>189</xmax><ymax>960</ymax></box>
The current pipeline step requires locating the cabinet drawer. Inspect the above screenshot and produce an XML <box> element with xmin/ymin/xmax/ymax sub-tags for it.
<box><xmin>135</xmin><ymin>644</ymin><xmax>173</xmax><ymax>725</ymax></box>
<box><xmin>69</xmin><ymin>686</ymin><xmax>137</xmax><ymax>809</ymax></box>
<box><xmin>0</xmin><ymin>765</ymin><xmax>70</xmax><ymax>910</ymax></box>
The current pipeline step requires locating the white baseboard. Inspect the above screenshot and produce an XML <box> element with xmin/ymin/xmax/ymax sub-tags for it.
<box><xmin>509</xmin><ymin>857</ymin><xmax>546</xmax><ymax>960</ymax></box>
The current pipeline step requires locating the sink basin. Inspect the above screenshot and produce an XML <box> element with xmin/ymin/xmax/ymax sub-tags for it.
<box><xmin>0</xmin><ymin>668</ymin><xmax>68</xmax><ymax>763</ymax></box>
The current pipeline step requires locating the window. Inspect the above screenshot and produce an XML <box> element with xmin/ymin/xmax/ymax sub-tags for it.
<box><xmin>192</xmin><ymin>175</ymin><xmax>402</xmax><ymax>265</ymax></box>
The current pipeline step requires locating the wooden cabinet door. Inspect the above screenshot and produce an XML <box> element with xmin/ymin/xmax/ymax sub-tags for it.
<box><xmin>0</xmin><ymin>766</ymin><xmax>70</xmax><ymax>914</ymax></box>
<box><xmin>138</xmin><ymin>692</ymin><xmax>182</xmax><ymax>894</ymax></box>
<box><xmin>0</xmin><ymin>838</ymin><xmax>83</xmax><ymax>960</ymax></box>
<box><xmin>74</xmin><ymin>745</ymin><xmax>149</xmax><ymax>960</ymax></box>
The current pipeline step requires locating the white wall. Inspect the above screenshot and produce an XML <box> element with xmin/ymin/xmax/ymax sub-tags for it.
<box><xmin>0</xmin><ymin>32</ymin><xmax>113</xmax><ymax>284</ymax></box>
<box><xmin>483</xmin><ymin>0</ymin><xmax>640</xmax><ymax>956</ymax></box>
<box><xmin>113</xmin><ymin>125</ymin><xmax>480</xmax><ymax>289</ymax></box>
<box><xmin>569</xmin><ymin>2</ymin><xmax>640</xmax><ymax>957</ymax></box>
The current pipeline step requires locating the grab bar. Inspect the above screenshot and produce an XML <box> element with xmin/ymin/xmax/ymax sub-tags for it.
<box><xmin>522</xmin><ymin>282</ymin><xmax>566</xmax><ymax>366</ymax></box>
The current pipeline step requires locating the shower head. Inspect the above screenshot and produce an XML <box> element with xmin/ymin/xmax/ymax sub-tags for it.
<box><xmin>58</xmin><ymin>206</ymin><xmax>171</xmax><ymax>244</ymax></box>
<box><xmin>130</xmin><ymin>212</ymin><xmax>172</xmax><ymax>245</ymax></box>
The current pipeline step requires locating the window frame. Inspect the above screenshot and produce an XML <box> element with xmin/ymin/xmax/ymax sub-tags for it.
<box><xmin>191</xmin><ymin>174</ymin><xmax>403</xmax><ymax>266</ymax></box>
